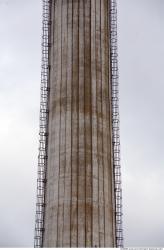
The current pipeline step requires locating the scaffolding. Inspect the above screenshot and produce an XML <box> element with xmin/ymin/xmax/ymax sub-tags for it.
<box><xmin>34</xmin><ymin>0</ymin><xmax>51</xmax><ymax>247</ymax></box>
<box><xmin>110</xmin><ymin>0</ymin><xmax>123</xmax><ymax>247</ymax></box>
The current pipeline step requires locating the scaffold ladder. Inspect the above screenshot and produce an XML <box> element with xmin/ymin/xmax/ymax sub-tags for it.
<box><xmin>34</xmin><ymin>0</ymin><xmax>51</xmax><ymax>247</ymax></box>
<box><xmin>110</xmin><ymin>0</ymin><xmax>123</xmax><ymax>247</ymax></box>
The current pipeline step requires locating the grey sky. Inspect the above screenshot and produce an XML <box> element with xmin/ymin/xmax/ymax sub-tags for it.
<box><xmin>0</xmin><ymin>0</ymin><xmax>41</xmax><ymax>247</ymax></box>
<box><xmin>0</xmin><ymin>0</ymin><xmax>163</xmax><ymax>247</ymax></box>
<box><xmin>118</xmin><ymin>0</ymin><xmax>164</xmax><ymax>247</ymax></box>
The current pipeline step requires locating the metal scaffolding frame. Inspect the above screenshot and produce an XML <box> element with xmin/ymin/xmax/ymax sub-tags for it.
<box><xmin>110</xmin><ymin>0</ymin><xmax>123</xmax><ymax>247</ymax></box>
<box><xmin>34</xmin><ymin>0</ymin><xmax>51</xmax><ymax>247</ymax></box>
<box><xmin>34</xmin><ymin>0</ymin><xmax>123</xmax><ymax>247</ymax></box>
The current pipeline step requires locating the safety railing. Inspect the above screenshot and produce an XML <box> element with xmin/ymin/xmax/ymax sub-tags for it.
<box><xmin>110</xmin><ymin>0</ymin><xmax>123</xmax><ymax>247</ymax></box>
<box><xmin>34</xmin><ymin>0</ymin><xmax>51</xmax><ymax>247</ymax></box>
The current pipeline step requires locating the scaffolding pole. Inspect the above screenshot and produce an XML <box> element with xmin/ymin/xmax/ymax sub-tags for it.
<box><xmin>34</xmin><ymin>0</ymin><xmax>51</xmax><ymax>247</ymax></box>
<box><xmin>110</xmin><ymin>0</ymin><xmax>123</xmax><ymax>247</ymax></box>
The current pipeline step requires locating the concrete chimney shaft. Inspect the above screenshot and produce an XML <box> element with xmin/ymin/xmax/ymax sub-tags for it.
<box><xmin>42</xmin><ymin>0</ymin><xmax>116</xmax><ymax>247</ymax></box>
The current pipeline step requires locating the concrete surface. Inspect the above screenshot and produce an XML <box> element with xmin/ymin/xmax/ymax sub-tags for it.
<box><xmin>43</xmin><ymin>0</ymin><xmax>116</xmax><ymax>247</ymax></box>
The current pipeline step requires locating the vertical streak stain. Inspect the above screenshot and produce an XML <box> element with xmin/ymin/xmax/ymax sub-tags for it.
<box><xmin>78</xmin><ymin>0</ymin><xmax>85</xmax><ymax>247</ymax></box>
<box><xmin>71</xmin><ymin>0</ymin><xmax>79</xmax><ymax>247</ymax></box>
<box><xmin>61</xmin><ymin>0</ymin><xmax>68</xmax><ymax>247</ymax></box>
<box><xmin>84</xmin><ymin>0</ymin><xmax>92</xmax><ymax>247</ymax></box>
<box><xmin>102</xmin><ymin>0</ymin><xmax>109</xmax><ymax>246</ymax></box>
<box><xmin>91</xmin><ymin>0</ymin><xmax>99</xmax><ymax>247</ymax></box>
<box><xmin>101</xmin><ymin>0</ymin><xmax>106</xmax><ymax>247</ymax></box>
<box><xmin>63</xmin><ymin>0</ymin><xmax>72</xmax><ymax>247</ymax></box>
<box><xmin>99</xmin><ymin>0</ymin><xmax>105</xmax><ymax>246</ymax></box>
<box><xmin>95</xmin><ymin>1</ymin><xmax>101</xmax><ymax>246</ymax></box>
<box><xmin>57</xmin><ymin>0</ymin><xmax>63</xmax><ymax>246</ymax></box>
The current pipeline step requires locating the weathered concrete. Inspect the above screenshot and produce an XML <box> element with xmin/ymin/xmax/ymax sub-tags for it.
<box><xmin>43</xmin><ymin>0</ymin><xmax>116</xmax><ymax>247</ymax></box>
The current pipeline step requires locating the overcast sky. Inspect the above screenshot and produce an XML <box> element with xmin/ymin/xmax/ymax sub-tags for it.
<box><xmin>0</xmin><ymin>0</ymin><xmax>164</xmax><ymax>247</ymax></box>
